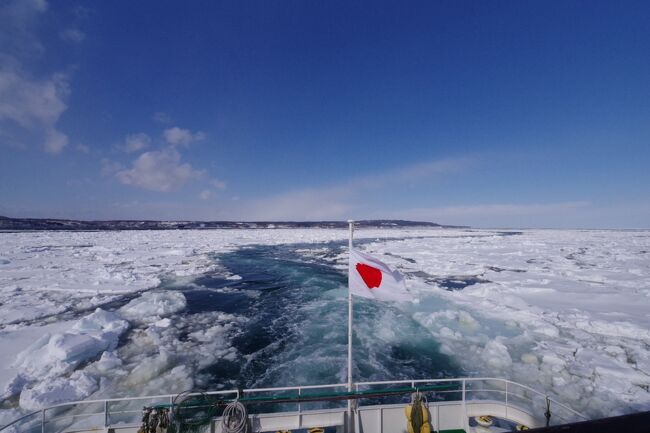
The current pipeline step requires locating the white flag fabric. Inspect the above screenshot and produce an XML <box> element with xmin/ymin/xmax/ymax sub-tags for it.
<box><xmin>349</xmin><ymin>248</ymin><xmax>410</xmax><ymax>302</ymax></box>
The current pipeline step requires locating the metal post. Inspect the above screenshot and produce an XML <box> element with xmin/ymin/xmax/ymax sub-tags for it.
<box><xmin>169</xmin><ymin>395</ymin><xmax>175</xmax><ymax>431</ymax></box>
<box><xmin>298</xmin><ymin>387</ymin><xmax>302</xmax><ymax>414</ymax></box>
<box><xmin>41</xmin><ymin>409</ymin><xmax>45</xmax><ymax>433</ymax></box>
<box><xmin>347</xmin><ymin>220</ymin><xmax>355</xmax><ymax>433</ymax></box>
<box><xmin>461</xmin><ymin>380</ymin><xmax>467</xmax><ymax>432</ymax></box>
<box><xmin>297</xmin><ymin>387</ymin><xmax>303</xmax><ymax>430</ymax></box>
<box><xmin>104</xmin><ymin>400</ymin><xmax>109</xmax><ymax>428</ymax></box>
<box><xmin>505</xmin><ymin>380</ymin><xmax>509</xmax><ymax>420</ymax></box>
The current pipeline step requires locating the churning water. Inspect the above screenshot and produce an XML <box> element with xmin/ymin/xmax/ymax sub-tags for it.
<box><xmin>176</xmin><ymin>242</ymin><xmax>460</xmax><ymax>391</ymax></box>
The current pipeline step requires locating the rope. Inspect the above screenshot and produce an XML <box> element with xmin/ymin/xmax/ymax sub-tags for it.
<box><xmin>221</xmin><ymin>400</ymin><xmax>249</xmax><ymax>433</ymax></box>
<box><xmin>409</xmin><ymin>392</ymin><xmax>424</xmax><ymax>433</ymax></box>
<box><xmin>172</xmin><ymin>390</ymin><xmax>215</xmax><ymax>433</ymax></box>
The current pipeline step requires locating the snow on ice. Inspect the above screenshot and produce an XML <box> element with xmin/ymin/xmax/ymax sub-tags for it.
<box><xmin>0</xmin><ymin>228</ymin><xmax>649</xmax><ymax>425</ymax></box>
<box><xmin>2</xmin><ymin>308</ymin><xmax>128</xmax><ymax>409</ymax></box>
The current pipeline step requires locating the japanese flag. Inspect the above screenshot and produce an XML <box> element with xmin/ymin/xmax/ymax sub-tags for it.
<box><xmin>349</xmin><ymin>249</ymin><xmax>410</xmax><ymax>302</ymax></box>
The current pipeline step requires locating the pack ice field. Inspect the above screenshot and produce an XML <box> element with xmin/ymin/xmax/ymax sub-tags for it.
<box><xmin>0</xmin><ymin>228</ymin><xmax>649</xmax><ymax>426</ymax></box>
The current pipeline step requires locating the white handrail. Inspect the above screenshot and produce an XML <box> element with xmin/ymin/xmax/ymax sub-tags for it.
<box><xmin>355</xmin><ymin>377</ymin><xmax>584</xmax><ymax>419</ymax></box>
<box><xmin>0</xmin><ymin>377</ymin><xmax>586</xmax><ymax>432</ymax></box>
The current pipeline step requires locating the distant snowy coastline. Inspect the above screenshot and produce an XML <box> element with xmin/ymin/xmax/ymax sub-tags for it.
<box><xmin>0</xmin><ymin>216</ymin><xmax>465</xmax><ymax>231</ymax></box>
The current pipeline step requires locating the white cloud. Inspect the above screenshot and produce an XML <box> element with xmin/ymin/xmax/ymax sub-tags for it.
<box><xmin>197</xmin><ymin>179</ymin><xmax>227</xmax><ymax>201</ymax></box>
<box><xmin>0</xmin><ymin>67</ymin><xmax>72</xmax><ymax>154</ymax></box>
<box><xmin>417</xmin><ymin>201</ymin><xmax>591</xmax><ymax>218</ymax></box>
<box><xmin>210</xmin><ymin>179</ymin><xmax>227</xmax><ymax>190</ymax></box>
<box><xmin>225</xmin><ymin>157</ymin><xmax>471</xmax><ymax>220</ymax></box>
<box><xmin>101</xmin><ymin>158</ymin><xmax>124</xmax><ymax>176</ymax></box>
<box><xmin>76</xmin><ymin>143</ymin><xmax>90</xmax><ymax>153</ymax></box>
<box><xmin>123</xmin><ymin>132</ymin><xmax>151</xmax><ymax>153</ymax></box>
<box><xmin>345</xmin><ymin>157</ymin><xmax>472</xmax><ymax>190</ymax></box>
<box><xmin>44</xmin><ymin>128</ymin><xmax>68</xmax><ymax>154</ymax></box>
<box><xmin>59</xmin><ymin>28</ymin><xmax>85</xmax><ymax>43</ymax></box>
<box><xmin>0</xmin><ymin>0</ymin><xmax>48</xmax><ymax>58</ymax></box>
<box><xmin>71</xmin><ymin>4</ymin><xmax>92</xmax><ymax>19</ymax></box>
<box><xmin>387</xmin><ymin>201</ymin><xmax>594</xmax><ymax>228</ymax></box>
<box><xmin>0</xmin><ymin>1</ymin><xmax>71</xmax><ymax>154</ymax></box>
<box><xmin>153</xmin><ymin>112</ymin><xmax>172</xmax><ymax>124</ymax></box>
<box><xmin>0</xmin><ymin>68</ymin><xmax>69</xmax><ymax>129</ymax></box>
<box><xmin>163</xmin><ymin>127</ymin><xmax>205</xmax><ymax>146</ymax></box>
<box><xmin>239</xmin><ymin>187</ymin><xmax>354</xmax><ymax>220</ymax></box>
<box><xmin>115</xmin><ymin>148</ymin><xmax>204</xmax><ymax>192</ymax></box>
<box><xmin>2</xmin><ymin>0</ymin><xmax>47</xmax><ymax>19</ymax></box>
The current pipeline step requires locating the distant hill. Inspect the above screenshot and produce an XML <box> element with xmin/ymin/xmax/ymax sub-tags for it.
<box><xmin>0</xmin><ymin>216</ymin><xmax>467</xmax><ymax>231</ymax></box>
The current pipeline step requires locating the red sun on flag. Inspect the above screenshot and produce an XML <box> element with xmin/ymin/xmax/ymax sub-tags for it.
<box><xmin>349</xmin><ymin>248</ymin><xmax>409</xmax><ymax>301</ymax></box>
<box><xmin>356</xmin><ymin>263</ymin><xmax>382</xmax><ymax>289</ymax></box>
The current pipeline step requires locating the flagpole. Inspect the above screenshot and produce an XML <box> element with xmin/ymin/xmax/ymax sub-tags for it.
<box><xmin>347</xmin><ymin>219</ymin><xmax>355</xmax><ymax>431</ymax></box>
<box><xmin>347</xmin><ymin>220</ymin><xmax>354</xmax><ymax>391</ymax></box>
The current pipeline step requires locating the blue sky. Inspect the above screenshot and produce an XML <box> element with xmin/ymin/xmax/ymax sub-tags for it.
<box><xmin>1</xmin><ymin>0</ymin><xmax>649</xmax><ymax>228</ymax></box>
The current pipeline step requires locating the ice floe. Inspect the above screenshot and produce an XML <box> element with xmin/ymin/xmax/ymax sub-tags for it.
<box><xmin>119</xmin><ymin>291</ymin><xmax>187</xmax><ymax>322</ymax></box>
<box><xmin>2</xmin><ymin>309</ymin><xmax>128</xmax><ymax>408</ymax></box>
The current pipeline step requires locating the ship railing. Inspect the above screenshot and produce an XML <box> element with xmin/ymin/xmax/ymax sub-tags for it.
<box><xmin>0</xmin><ymin>377</ymin><xmax>587</xmax><ymax>433</ymax></box>
<box><xmin>354</xmin><ymin>378</ymin><xmax>586</xmax><ymax>425</ymax></box>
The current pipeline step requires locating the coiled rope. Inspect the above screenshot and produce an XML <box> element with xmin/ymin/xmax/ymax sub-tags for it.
<box><xmin>172</xmin><ymin>390</ymin><xmax>215</xmax><ymax>433</ymax></box>
<box><xmin>221</xmin><ymin>400</ymin><xmax>249</xmax><ymax>433</ymax></box>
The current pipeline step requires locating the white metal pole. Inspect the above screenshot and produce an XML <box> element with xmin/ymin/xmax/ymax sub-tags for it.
<box><xmin>347</xmin><ymin>219</ymin><xmax>355</xmax><ymax>432</ymax></box>
<box><xmin>347</xmin><ymin>219</ymin><xmax>354</xmax><ymax>391</ymax></box>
